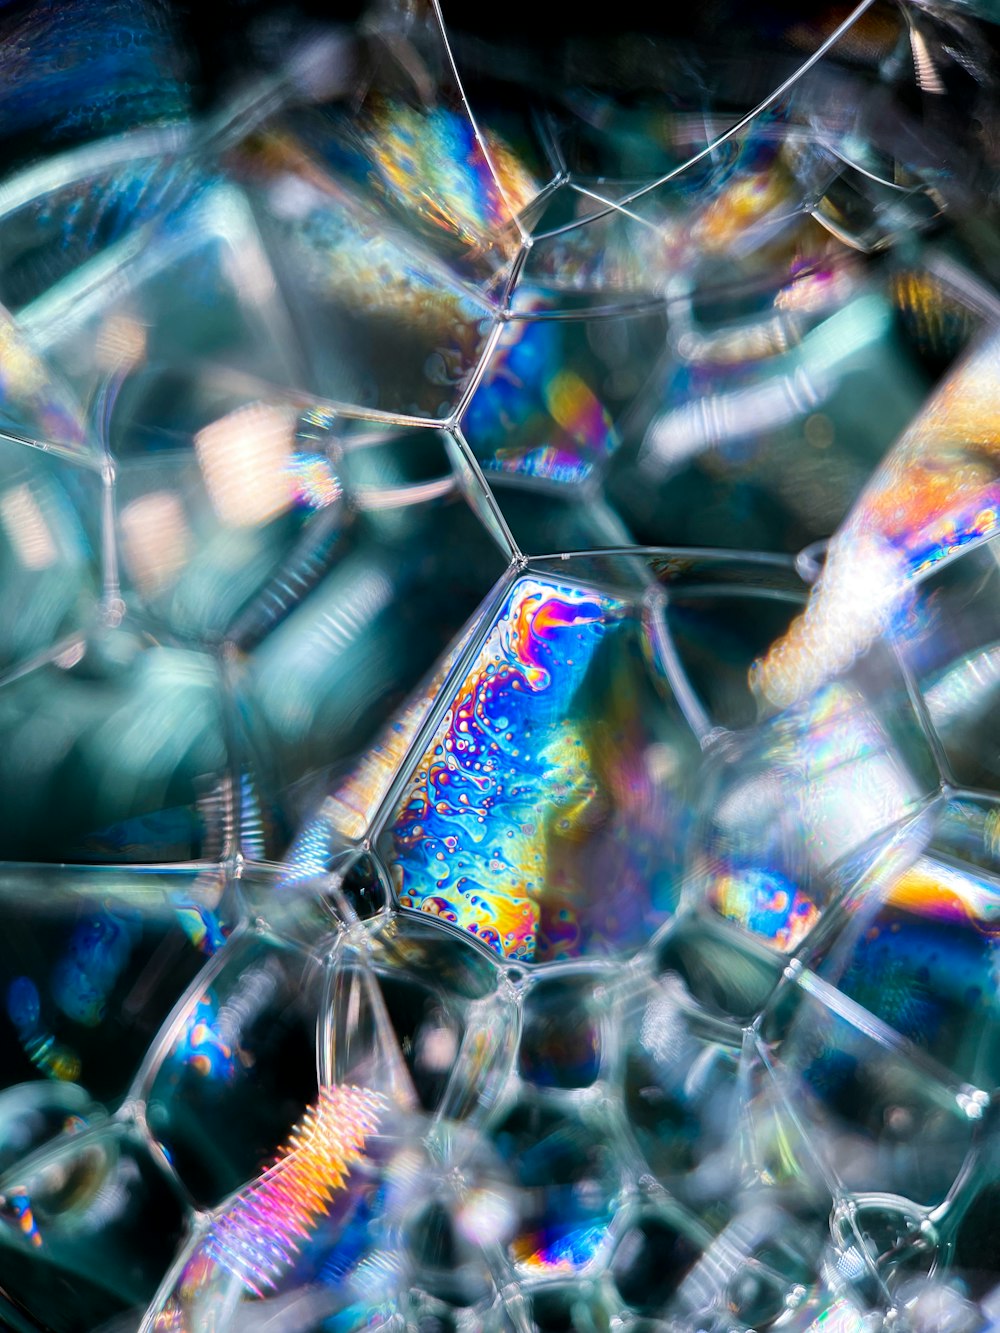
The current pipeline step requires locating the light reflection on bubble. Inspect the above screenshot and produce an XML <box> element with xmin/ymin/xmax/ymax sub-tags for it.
<box><xmin>757</xmin><ymin>331</ymin><xmax>1000</xmax><ymax>710</ymax></box>
<box><xmin>0</xmin><ymin>0</ymin><xmax>999</xmax><ymax>1329</ymax></box>
<box><xmin>384</xmin><ymin>573</ymin><xmax>683</xmax><ymax>962</ymax></box>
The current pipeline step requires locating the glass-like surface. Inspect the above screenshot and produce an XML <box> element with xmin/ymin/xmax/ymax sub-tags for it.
<box><xmin>0</xmin><ymin>0</ymin><xmax>999</xmax><ymax>1329</ymax></box>
<box><xmin>382</xmin><ymin>572</ymin><xmax>695</xmax><ymax>961</ymax></box>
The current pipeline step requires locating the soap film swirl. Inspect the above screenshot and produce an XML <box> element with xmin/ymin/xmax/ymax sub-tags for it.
<box><xmin>388</xmin><ymin>574</ymin><xmax>676</xmax><ymax>962</ymax></box>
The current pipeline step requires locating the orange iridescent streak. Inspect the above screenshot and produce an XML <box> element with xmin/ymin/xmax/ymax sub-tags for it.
<box><xmin>365</xmin><ymin>101</ymin><xmax>539</xmax><ymax>251</ymax></box>
<box><xmin>202</xmin><ymin>1083</ymin><xmax>384</xmax><ymax>1298</ymax></box>
<box><xmin>886</xmin><ymin>857</ymin><xmax>1000</xmax><ymax>932</ymax></box>
<box><xmin>756</xmin><ymin>332</ymin><xmax>1000</xmax><ymax>709</ymax></box>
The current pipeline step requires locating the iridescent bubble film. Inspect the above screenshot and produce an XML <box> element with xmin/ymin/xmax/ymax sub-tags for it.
<box><xmin>1</xmin><ymin>0</ymin><xmax>1000</xmax><ymax>1329</ymax></box>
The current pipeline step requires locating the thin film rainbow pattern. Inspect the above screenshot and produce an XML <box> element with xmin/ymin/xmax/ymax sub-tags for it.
<box><xmin>152</xmin><ymin>1083</ymin><xmax>384</xmax><ymax>1324</ymax></box>
<box><xmin>887</xmin><ymin>855</ymin><xmax>1000</xmax><ymax>930</ymax></box>
<box><xmin>756</xmin><ymin>331</ymin><xmax>1000</xmax><ymax>710</ymax></box>
<box><xmin>512</xmin><ymin>1220</ymin><xmax>611</xmax><ymax>1273</ymax></box>
<box><xmin>463</xmin><ymin>311</ymin><xmax>619</xmax><ymax>485</ymax></box>
<box><xmin>389</xmin><ymin>576</ymin><xmax>623</xmax><ymax>961</ymax></box>
<box><xmin>711</xmin><ymin>866</ymin><xmax>820</xmax><ymax>953</ymax></box>
<box><xmin>364</xmin><ymin>101</ymin><xmax>539</xmax><ymax>249</ymax></box>
<box><xmin>204</xmin><ymin>1083</ymin><xmax>384</xmax><ymax>1296</ymax></box>
<box><xmin>789</xmin><ymin>848</ymin><xmax>1000</xmax><ymax>1089</ymax></box>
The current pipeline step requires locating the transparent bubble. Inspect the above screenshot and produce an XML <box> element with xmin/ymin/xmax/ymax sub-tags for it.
<box><xmin>0</xmin><ymin>0</ymin><xmax>999</xmax><ymax>1328</ymax></box>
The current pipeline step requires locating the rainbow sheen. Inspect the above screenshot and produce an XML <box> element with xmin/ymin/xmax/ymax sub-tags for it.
<box><xmin>807</xmin><ymin>1297</ymin><xmax>868</xmax><ymax>1333</ymax></box>
<box><xmin>887</xmin><ymin>856</ymin><xmax>1000</xmax><ymax>929</ymax></box>
<box><xmin>0</xmin><ymin>306</ymin><xmax>87</xmax><ymax>454</ymax></box>
<box><xmin>387</xmin><ymin>575</ymin><xmax>626</xmax><ymax>960</ymax></box>
<box><xmin>174</xmin><ymin>899</ymin><xmax>227</xmax><ymax>956</ymax></box>
<box><xmin>0</xmin><ymin>1189</ymin><xmax>42</xmax><ymax>1248</ymax></box>
<box><xmin>235</xmin><ymin>130</ymin><xmax>494</xmax><ymax>419</ymax></box>
<box><xmin>6</xmin><ymin>976</ymin><xmax>81</xmax><ymax>1083</ymax></box>
<box><xmin>151</xmin><ymin>1083</ymin><xmax>384</xmax><ymax>1322</ymax></box>
<box><xmin>359</xmin><ymin>101</ymin><xmax>538</xmax><ymax>250</ymax></box>
<box><xmin>710</xmin><ymin>866</ymin><xmax>820</xmax><ymax>953</ymax></box>
<box><xmin>286</xmin><ymin>625</ymin><xmax>477</xmax><ymax>873</ymax></box>
<box><xmin>5</xmin><ymin>0</ymin><xmax>1000</xmax><ymax>1328</ymax></box>
<box><xmin>700</xmin><ymin>681</ymin><xmax>927</xmax><ymax>953</ymax></box>
<box><xmin>463</xmin><ymin>308</ymin><xmax>618</xmax><ymax>484</ymax></box>
<box><xmin>816</xmin><ymin>852</ymin><xmax>1000</xmax><ymax>1083</ymax></box>
<box><xmin>171</xmin><ymin>993</ymin><xmax>236</xmax><ymax>1082</ymax></box>
<box><xmin>287</xmin><ymin>451</ymin><xmax>342</xmax><ymax>510</ymax></box>
<box><xmin>513</xmin><ymin>1221</ymin><xmax>610</xmax><ymax>1273</ymax></box>
<box><xmin>757</xmin><ymin>331</ymin><xmax>1000</xmax><ymax>710</ymax></box>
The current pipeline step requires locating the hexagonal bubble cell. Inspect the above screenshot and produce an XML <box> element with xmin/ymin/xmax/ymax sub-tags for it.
<box><xmin>518</xmin><ymin>969</ymin><xmax>605</xmax><ymax>1091</ymax></box>
<box><xmin>688</xmin><ymin>640</ymin><xmax>940</xmax><ymax>959</ymax></box>
<box><xmin>512</xmin><ymin>184</ymin><xmax>983</xmax><ymax>565</ymax></box>
<box><xmin>609</xmin><ymin>1206</ymin><xmax>711</xmax><ymax>1320</ymax></box>
<box><xmin>234</xmin><ymin>0</ymin><xmax>542</xmax><ymax>299</ymax></box>
<box><xmin>653</xmin><ymin>910</ymin><xmax>786</xmax><ymax>1024</ymax></box>
<box><xmin>0</xmin><ymin>0</ymin><xmax>998</xmax><ymax>1327</ymax></box>
<box><xmin>379</xmin><ymin>565</ymin><xmax>701</xmax><ymax>962</ymax></box>
<box><xmin>0</xmin><ymin>864</ymin><xmax>227</xmax><ymax>1104</ymax></box>
<box><xmin>794</xmin><ymin>793</ymin><xmax>1000</xmax><ymax>1092</ymax></box>
<box><xmin>756</xmin><ymin>965</ymin><xmax>980</xmax><ymax>1208</ymax></box>
<box><xmin>138</xmin><ymin>928</ymin><xmax>328</xmax><ymax>1206</ymax></box>
<box><xmin>618</xmin><ymin>970</ymin><xmax>744</xmax><ymax>1218</ymax></box>
<box><xmin>228</xmin><ymin>128</ymin><xmax>499</xmax><ymax>421</ymax></box>
<box><xmin>461</xmin><ymin>301</ymin><xmax>666</xmax><ymax>491</ymax></box>
<box><xmin>324</xmin><ymin>917</ymin><xmax>517</xmax><ymax>1128</ymax></box>
<box><xmin>490</xmin><ymin>1094</ymin><xmax>621</xmax><ymax>1279</ymax></box>
<box><xmin>608</xmin><ymin>1194</ymin><xmax>830</xmax><ymax>1330</ymax></box>
<box><xmin>602</xmin><ymin>279</ymin><xmax>952</xmax><ymax>556</ymax></box>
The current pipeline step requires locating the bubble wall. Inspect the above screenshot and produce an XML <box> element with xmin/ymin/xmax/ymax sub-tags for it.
<box><xmin>0</xmin><ymin>0</ymin><xmax>1000</xmax><ymax>1328</ymax></box>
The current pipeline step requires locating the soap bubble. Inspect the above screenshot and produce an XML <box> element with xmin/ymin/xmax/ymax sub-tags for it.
<box><xmin>0</xmin><ymin>0</ymin><xmax>999</xmax><ymax>1328</ymax></box>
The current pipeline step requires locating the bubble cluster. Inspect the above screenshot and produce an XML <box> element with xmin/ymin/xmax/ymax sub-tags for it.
<box><xmin>0</xmin><ymin>0</ymin><xmax>1000</xmax><ymax>1329</ymax></box>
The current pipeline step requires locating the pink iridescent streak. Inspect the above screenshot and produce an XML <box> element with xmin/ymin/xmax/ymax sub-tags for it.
<box><xmin>201</xmin><ymin>1083</ymin><xmax>384</xmax><ymax>1297</ymax></box>
<box><xmin>504</xmin><ymin>593</ymin><xmax>607</xmax><ymax>688</ymax></box>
